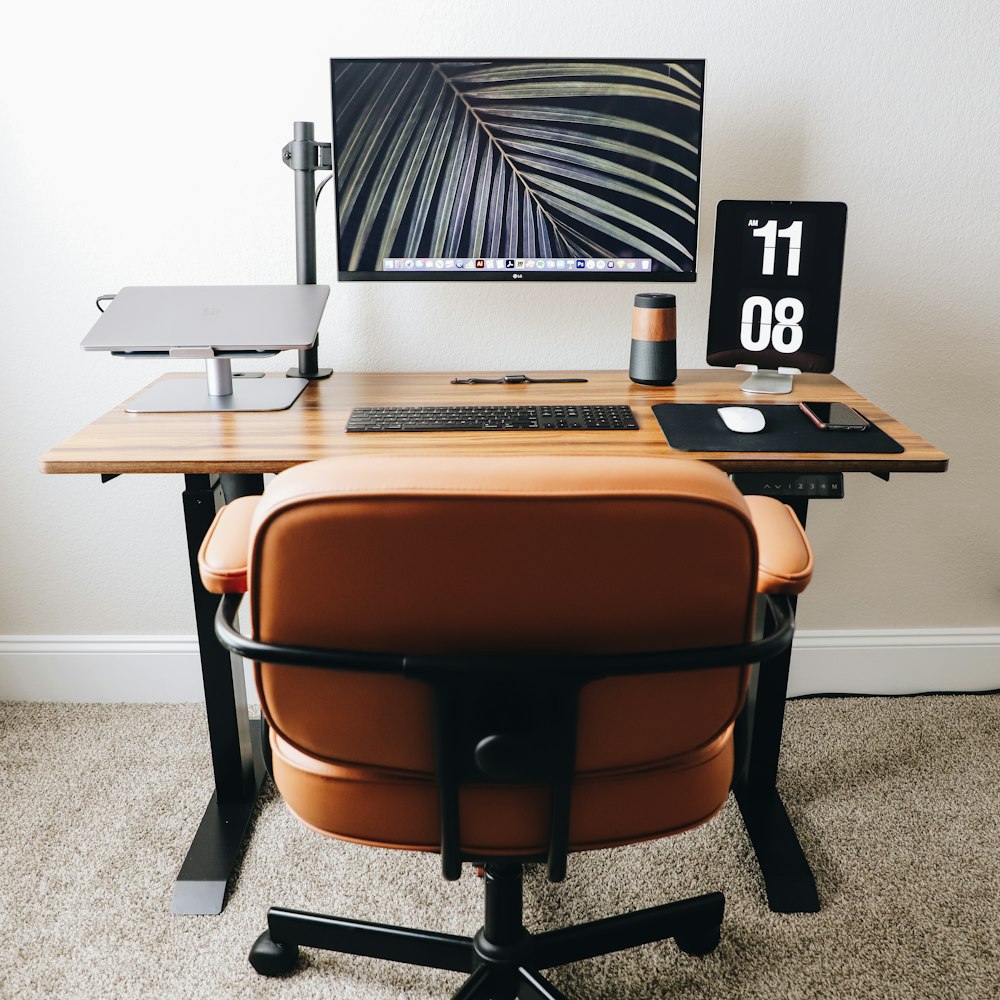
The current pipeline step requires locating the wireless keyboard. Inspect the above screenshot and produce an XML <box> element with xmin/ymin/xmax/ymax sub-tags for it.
<box><xmin>346</xmin><ymin>404</ymin><xmax>639</xmax><ymax>432</ymax></box>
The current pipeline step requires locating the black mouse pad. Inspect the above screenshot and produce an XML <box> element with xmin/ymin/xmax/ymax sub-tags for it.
<box><xmin>651</xmin><ymin>403</ymin><xmax>904</xmax><ymax>453</ymax></box>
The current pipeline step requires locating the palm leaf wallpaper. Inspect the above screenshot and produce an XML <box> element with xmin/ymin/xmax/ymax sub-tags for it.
<box><xmin>331</xmin><ymin>60</ymin><xmax>704</xmax><ymax>274</ymax></box>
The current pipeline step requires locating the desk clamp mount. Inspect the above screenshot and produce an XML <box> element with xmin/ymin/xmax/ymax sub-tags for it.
<box><xmin>282</xmin><ymin>121</ymin><xmax>333</xmax><ymax>381</ymax></box>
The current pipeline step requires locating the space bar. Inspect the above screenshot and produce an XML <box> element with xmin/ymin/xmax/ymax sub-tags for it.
<box><xmin>402</xmin><ymin>423</ymin><xmax>536</xmax><ymax>430</ymax></box>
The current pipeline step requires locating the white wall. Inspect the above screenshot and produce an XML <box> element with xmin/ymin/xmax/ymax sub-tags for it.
<box><xmin>1</xmin><ymin>1</ymin><xmax>998</xmax><ymax>647</ymax></box>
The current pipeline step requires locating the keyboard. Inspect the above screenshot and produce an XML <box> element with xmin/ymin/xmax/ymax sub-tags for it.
<box><xmin>346</xmin><ymin>404</ymin><xmax>640</xmax><ymax>432</ymax></box>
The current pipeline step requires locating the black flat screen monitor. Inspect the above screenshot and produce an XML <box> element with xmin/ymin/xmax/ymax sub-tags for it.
<box><xmin>330</xmin><ymin>59</ymin><xmax>705</xmax><ymax>281</ymax></box>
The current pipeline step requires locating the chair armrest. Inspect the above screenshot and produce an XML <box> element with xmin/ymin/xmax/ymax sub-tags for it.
<box><xmin>197</xmin><ymin>495</ymin><xmax>261</xmax><ymax>594</ymax></box>
<box><xmin>744</xmin><ymin>495</ymin><xmax>814</xmax><ymax>595</ymax></box>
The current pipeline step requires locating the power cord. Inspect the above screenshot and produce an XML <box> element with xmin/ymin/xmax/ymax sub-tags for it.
<box><xmin>315</xmin><ymin>174</ymin><xmax>334</xmax><ymax>207</ymax></box>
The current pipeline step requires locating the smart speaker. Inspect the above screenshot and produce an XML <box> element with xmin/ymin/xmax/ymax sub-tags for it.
<box><xmin>629</xmin><ymin>292</ymin><xmax>677</xmax><ymax>385</ymax></box>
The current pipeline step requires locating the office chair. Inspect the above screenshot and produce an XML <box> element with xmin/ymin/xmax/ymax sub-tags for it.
<box><xmin>199</xmin><ymin>455</ymin><xmax>813</xmax><ymax>1000</ymax></box>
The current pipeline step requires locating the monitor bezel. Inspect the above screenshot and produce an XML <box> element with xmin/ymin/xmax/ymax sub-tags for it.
<box><xmin>329</xmin><ymin>57</ymin><xmax>705</xmax><ymax>283</ymax></box>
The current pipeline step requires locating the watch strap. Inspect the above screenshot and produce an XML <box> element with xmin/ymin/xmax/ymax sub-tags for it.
<box><xmin>450</xmin><ymin>374</ymin><xmax>589</xmax><ymax>385</ymax></box>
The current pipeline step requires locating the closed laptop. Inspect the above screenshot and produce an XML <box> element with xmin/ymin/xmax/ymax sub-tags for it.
<box><xmin>82</xmin><ymin>285</ymin><xmax>330</xmax><ymax>354</ymax></box>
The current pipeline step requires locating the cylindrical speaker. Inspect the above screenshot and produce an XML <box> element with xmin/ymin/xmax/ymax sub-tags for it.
<box><xmin>629</xmin><ymin>292</ymin><xmax>677</xmax><ymax>386</ymax></box>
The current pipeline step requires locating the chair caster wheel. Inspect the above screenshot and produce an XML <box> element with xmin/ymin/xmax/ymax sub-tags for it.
<box><xmin>249</xmin><ymin>930</ymin><xmax>300</xmax><ymax>976</ymax></box>
<box><xmin>675</xmin><ymin>924</ymin><xmax>722</xmax><ymax>956</ymax></box>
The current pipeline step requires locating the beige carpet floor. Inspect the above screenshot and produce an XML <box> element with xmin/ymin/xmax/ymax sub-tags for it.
<box><xmin>0</xmin><ymin>695</ymin><xmax>997</xmax><ymax>999</ymax></box>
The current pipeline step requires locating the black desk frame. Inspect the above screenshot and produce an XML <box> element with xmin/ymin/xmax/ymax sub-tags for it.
<box><xmin>732</xmin><ymin>495</ymin><xmax>818</xmax><ymax>913</ymax></box>
<box><xmin>170</xmin><ymin>472</ymin><xmax>267</xmax><ymax>915</ymax></box>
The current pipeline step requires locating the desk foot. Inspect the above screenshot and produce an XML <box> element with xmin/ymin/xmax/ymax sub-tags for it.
<box><xmin>170</xmin><ymin>718</ymin><xmax>267</xmax><ymax>915</ymax></box>
<box><xmin>733</xmin><ymin>782</ymin><xmax>820</xmax><ymax>914</ymax></box>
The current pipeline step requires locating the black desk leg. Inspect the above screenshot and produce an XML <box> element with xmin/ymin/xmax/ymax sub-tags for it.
<box><xmin>170</xmin><ymin>473</ymin><xmax>267</xmax><ymax>915</ymax></box>
<box><xmin>732</xmin><ymin>497</ymin><xmax>820</xmax><ymax>914</ymax></box>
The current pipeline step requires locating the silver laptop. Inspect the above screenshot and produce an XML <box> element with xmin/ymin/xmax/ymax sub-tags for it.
<box><xmin>82</xmin><ymin>285</ymin><xmax>330</xmax><ymax>354</ymax></box>
<box><xmin>82</xmin><ymin>285</ymin><xmax>331</xmax><ymax>412</ymax></box>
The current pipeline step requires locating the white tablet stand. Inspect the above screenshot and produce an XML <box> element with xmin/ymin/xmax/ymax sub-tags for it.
<box><xmin>736</xmin><ymin>365</ymin><xmax>802</xmax><ymax>395</ymax></box>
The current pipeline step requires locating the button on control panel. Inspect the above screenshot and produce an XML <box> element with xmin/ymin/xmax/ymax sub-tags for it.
<box><xmin>732</xmin><ymin>473</ymin><xmax>844</xmax><ymax>498</ymax></box>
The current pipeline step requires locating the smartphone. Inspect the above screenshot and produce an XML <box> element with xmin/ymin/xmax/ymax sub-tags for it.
<box><xmin>799</xmin><ymin>401</ymin><xmax>868</xmax><ymax>431</ymax></box>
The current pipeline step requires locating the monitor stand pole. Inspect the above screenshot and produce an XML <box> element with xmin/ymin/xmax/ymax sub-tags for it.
<box><xmin>283</xmin><ymin>121</ymin><xmax>333</xmax><ymax>381</ymax></box>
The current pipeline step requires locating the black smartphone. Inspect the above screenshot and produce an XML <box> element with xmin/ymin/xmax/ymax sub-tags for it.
<box><xmin>799</xmin><ymin>401</ymin><xmax>868</xmax><ymax>431</ymax></box>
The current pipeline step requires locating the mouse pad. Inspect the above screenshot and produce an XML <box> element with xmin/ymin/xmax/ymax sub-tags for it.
<box><xmin>651</xmin><ymin>403</ymin><xmax>904</xmax><ymax>453</ymax></box>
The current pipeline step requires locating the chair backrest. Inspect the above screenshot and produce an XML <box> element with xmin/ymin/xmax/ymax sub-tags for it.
<box><xmin>246</xmin><ymin>456</ymin><xmax>758</xmax><ymax>782</ymax></box>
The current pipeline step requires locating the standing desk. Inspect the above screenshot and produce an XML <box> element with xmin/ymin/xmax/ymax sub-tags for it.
<box><xmin>40</xmin><ymin>369</ymin><xmax>948</xmax><ymax>915</ymax></box>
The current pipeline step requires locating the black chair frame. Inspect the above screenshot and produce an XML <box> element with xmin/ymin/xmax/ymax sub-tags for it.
<box><xmin>216</xmin><ymin>591</ymin><xmax>794</xmax><ymax>999</ymax></box>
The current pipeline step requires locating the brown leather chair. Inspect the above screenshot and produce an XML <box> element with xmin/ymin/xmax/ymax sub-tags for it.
<box><xmin>199</xmin><ymin>455</ymin><xmax>813</xmax><ymax>999</ymax></box>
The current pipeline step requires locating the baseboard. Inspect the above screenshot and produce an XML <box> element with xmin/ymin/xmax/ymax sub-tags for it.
<box><xmin>0</xmin><ymin>636</ymin><xmax>247</xmax><ymax>703</ymax></box>
<box><xmin>787</xmin><ymin>628</ymin><xmax>1000</xmax><ymax>697</ymax></box>
<box><xmin>0</xmin><ymin>630</ymin><xmax>998</xmax><ymax>702</ymax></box>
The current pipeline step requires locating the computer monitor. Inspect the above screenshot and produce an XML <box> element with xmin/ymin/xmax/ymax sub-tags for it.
<box><xmin>330</xmin><ymin>59</ymin><xmax>705</xmax><ymax>281</ymax></box>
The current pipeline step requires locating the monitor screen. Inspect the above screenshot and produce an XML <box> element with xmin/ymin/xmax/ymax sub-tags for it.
<box><xmin>330</xmin><ymin>59</ymin><xmax>705</xmax><ymax>281</ymax></box>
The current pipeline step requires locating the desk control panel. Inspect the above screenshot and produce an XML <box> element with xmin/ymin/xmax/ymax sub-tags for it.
<box><xmin>732</xmin><ymin>472</ymin><xmax>845</xmax><ymax>498</ymax></box>
<box><xmin>346</xmin><ymin>405</ymin><xmax>640</xmax><ymax>432</ymax></box>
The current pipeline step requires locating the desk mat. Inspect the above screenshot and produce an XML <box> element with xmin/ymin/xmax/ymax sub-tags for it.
<box><xmin>651</xmin><ymin>403</ymin><xmax>904</xmax><ymax>453</ymax></box>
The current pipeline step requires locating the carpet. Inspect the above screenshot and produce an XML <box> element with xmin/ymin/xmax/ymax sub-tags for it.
<box><xmin>0</xmin><ymin>695</ymin><xmax>997</xmax><ymax>999</ymax></box>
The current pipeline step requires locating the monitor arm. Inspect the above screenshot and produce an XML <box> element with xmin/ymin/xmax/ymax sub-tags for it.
<box><xmin>282</xmin><ymin>121</ymin><xmax>333</xmax><ymax>381</ymax></box>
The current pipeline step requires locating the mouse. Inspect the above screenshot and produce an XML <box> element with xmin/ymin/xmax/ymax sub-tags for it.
<box><xmin>717</xmin><ymin>406</ymin><xmax>766</xmax><ymax>433</ymax></box>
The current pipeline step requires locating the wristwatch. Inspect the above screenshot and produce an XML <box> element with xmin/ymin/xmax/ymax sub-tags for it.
<box><xmin>450</xmin><ymin>373</ymin><xmax>588</xmax><ymax>385</ymax></box>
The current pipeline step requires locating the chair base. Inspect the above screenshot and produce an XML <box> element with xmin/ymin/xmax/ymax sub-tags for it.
<box><xmin>249</xmin><ymin>863</ymin><xmax>724</xmax><ymax>999</ymax></box>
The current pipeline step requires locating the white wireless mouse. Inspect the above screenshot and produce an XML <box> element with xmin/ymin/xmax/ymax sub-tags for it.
<box><xmin>717</xmin><ymin>406</ymin><xmax>766</xmax><ymax>434</ymax></box>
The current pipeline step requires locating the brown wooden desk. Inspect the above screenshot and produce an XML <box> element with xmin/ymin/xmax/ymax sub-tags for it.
<box><xmin>41</xmin><ymin>370</ymin><xmax>948</xmax><ymax>915</ymax></box>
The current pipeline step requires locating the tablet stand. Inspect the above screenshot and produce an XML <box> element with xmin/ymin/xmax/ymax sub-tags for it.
<box><xmin>737</xmin><ymin>365</ymin><xmax>801</xmax><ymax>394</ymax></box>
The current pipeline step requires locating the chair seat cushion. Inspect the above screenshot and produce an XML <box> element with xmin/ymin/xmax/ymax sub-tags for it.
<box><xmin>269</xmin><ymin>724</ymin><xmax>736</xmax><ymax>857</ymax></box>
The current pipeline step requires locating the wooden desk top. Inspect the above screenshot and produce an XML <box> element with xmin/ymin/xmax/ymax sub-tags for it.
<box><xmin>40</xmin><ymin>370</ymin><xmax>948</xmax><ymax>476</ymax></box>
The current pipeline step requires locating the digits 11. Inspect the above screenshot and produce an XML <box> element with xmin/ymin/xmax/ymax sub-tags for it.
<box><xmin>751</xmin><ymin>220</ymin><xmax>802</xmax><ymax>276</ymax></box>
